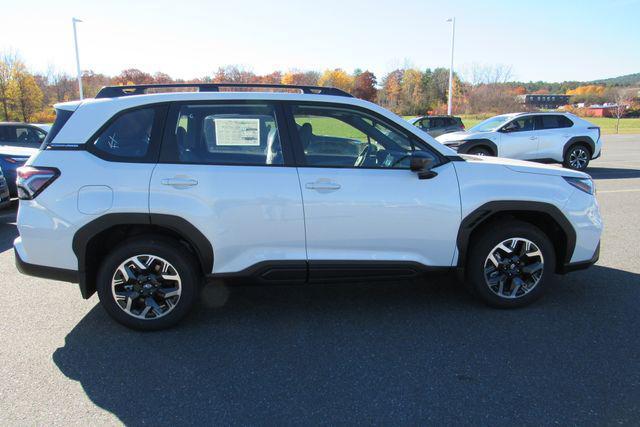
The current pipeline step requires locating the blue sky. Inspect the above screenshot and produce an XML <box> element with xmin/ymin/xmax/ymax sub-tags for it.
<box><xmin>1</xmin><ymin>0</ymin><xmax>639</xmax><ymax>83</ymax></box>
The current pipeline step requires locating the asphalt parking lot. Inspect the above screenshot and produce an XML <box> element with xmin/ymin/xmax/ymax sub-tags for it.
<box><xmin>1</xmin><ymin>134</ymin><xmax>639</xmax><ymax>426</ymax></box>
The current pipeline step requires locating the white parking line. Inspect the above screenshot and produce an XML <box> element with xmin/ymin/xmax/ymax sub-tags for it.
<box><xmin>598</xmin><ymin>188</ymin><xmax>640</xmax><ymax>194</ymax></box>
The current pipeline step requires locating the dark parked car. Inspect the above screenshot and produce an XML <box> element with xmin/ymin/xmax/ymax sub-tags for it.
<box><xmin>409</xmin><ymin>115</ymin><xmax>464</xmax><ymax>138</ymax></box>
<box><xmin>0</xmin><ymin>167</ymin><xmax>11</xmax><ymax>209</ymax></box>
<box><xmin>0</xmin><ymin>122</ymin><xmax>49</xmax><ymax>197</ymax></box>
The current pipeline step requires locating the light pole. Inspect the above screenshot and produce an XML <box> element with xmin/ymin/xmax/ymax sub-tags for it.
<box><xmin>72</xmin><ymin>17</ymin><xmax>84</xmax><ymax>100</ymax></box>
<box><xmin>446</xmin><ymin>17</ymin><xmax>455</xmax><ymax>115</ymax></box>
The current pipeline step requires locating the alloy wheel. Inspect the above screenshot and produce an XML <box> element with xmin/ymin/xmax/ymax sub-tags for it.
<box><xmin>483</xmin><ymin>237</ymin><xmax>544</xmax><ymax>299</ymax></box>
<box><xmin>111</xmin><ymin>254</ymin><xmax>182</xmax><ymax>320</ymax></box>
<box><xmin>569</xmin><ymin>147</ymin><xmax>589</xmax><ymax>170</ymax></box>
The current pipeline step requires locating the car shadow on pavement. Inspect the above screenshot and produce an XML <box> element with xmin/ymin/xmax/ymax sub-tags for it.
<box><xmin>587</xmin><ymin>167</ymin><xmax>640</xmax><ymax>179</ymax></box>
<box><xmin>52</xmin><ymin>265</ymin><xmax>640</xmax><ymax>425</ymax></box>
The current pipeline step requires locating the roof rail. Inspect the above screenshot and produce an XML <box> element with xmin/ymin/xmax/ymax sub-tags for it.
<box><xmin>95</xmin><ymin>83</ymin><xmax>353</xmax><ymax>99</ymax></box>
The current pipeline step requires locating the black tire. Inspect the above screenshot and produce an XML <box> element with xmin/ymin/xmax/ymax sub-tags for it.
<box><xmin>96</xmin><ymin>236</ymin><xmax>201</xmax><ymax>331</ymax></box>
<box><xmin>466</xmin><ymin>220</ymin><xmax>555</xmax><ymax>308</ymax></box>
<box><xmin>563</xmin><ymin>143</ymin><xmax>591</xmax><ymax>171</ymax></box>
<box><xmin>467</xmin><ymin>146</ymin><xmax>492</xmax><ymax>156</ymax></box>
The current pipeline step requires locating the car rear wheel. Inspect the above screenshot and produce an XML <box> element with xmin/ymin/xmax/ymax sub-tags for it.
<box><xmin>466</xmin><ymin>220</ymin><xmax>555</xmax><ymax>308</ymax></box>
<box><xmin>96</xmin><ymin>236</ymin><xmax>201</xmax><ymax>330</ymax></box>
<box><xmin>563</xmin><ymin>144</ymin><xmax>590</xmax><ymax>171</ymax></box>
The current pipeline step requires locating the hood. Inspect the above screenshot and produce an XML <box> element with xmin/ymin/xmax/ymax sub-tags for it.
<box><xmin>460</xmin><ymin>154</ymin><xmax>589</xmax><ymax>178</ymax></box>
<box><xmin>0</xmin><ymin>145</ymin><xmax>38</xmax><ymax>157</ymax></box>
<box><xmin>436</xmin><ymin>130</ymin><xmax>496</xmax><ymax>144</ymax></box>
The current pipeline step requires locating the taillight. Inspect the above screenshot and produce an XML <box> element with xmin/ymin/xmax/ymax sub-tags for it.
<box><xmin>16</xmin><ymin>166</ymin><xmax>59</xmax><ymax>200</ymax></box>
<box><xmin>588</xmin><ymin>126</ymin><xmax>600</xmax><ymax>142</ymax></box>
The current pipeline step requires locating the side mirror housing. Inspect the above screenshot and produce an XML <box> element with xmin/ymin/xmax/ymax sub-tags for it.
<box><xmin>409</xmin><ymin>153</ymin><xmax>438</xmax><ymax>180</ymax></box>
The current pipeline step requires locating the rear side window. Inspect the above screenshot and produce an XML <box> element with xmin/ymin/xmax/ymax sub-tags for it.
<box><xmin>42</xmin><ymin>109</ymin><xmax>74</xmax><ymax>148</ymax></box>
<box><xmin>538</xmin><ymin>115</ymin><xmax>573</xmax><ymax>130</ymax></box>
<box><xmin>162</xmin><ymin>104</ymin><xmax>283</xmax><ymax>165</ymax></box>
<box><xmin>93</xmin><ymin>108</ymin><xmax>155</xmax><ymax>158</ymax></box>
<box><xmin>0</xmin><ymin>126</ymin><xmax>17</xmax><ymax>142</ymax></box>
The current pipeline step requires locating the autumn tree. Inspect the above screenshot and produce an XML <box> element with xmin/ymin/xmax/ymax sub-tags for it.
<box><xmin>318</xmin><ymin>69</ymin><xmax>354</xmax><ymax>93</ymax></box>
<box><xmin>7</xmin><ymin>61</ymin><xmax>43</xmax><ymax>122</ymax></box>
<box><xmin>281</xmin><ymin>70</ymin><xmax>320</xmax><ymax>86</ymax></box>
<box><xmin>353</xmin><ymin>70</ymin><xmax>377</xmax><ymax>102</ymax></box>
<box><xmin>113</xmin><ymin>68</ymin><xmax>154</xmax><ymax>85</ymax></box>
<box><xmin>611</xmin><ymin>88</ymin><xmax>635</xmax><ymax>133</ymax></box>
<box><xmin>378</xmin><ymin>69</ymin><xmax>403</xmax><ymax>112</ymax></box>
<box><xmin>0</xmin><ymin>51</ymin><xmax>18</xmax><ymax>120</ymax></box>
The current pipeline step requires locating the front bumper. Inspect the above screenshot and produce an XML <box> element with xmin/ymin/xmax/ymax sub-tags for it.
<box><xmin>559</xmin><ymin>241</ymin><xmax>600</xmax><ymax>274</ymax></box>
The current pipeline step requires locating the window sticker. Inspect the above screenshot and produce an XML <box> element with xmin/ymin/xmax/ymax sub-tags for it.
<box><xmin>214</xmin><ymin>118</ymin><xmax>260</xmax><ymax>146</ymax></box>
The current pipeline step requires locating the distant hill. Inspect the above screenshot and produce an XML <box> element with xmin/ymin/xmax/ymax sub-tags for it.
<box><xmin>590</xmin><ymin>73</ymin><xmax>640</xmax><ymax>86</ymax></box>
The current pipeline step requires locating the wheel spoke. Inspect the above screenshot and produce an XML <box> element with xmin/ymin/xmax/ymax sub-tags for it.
<box><xmin>145</xmin><ymin>297</ymin><xmax>164</xmax><ymax>316</ymax></box>
<box><xmin>157</xmin><ymin>287</ymin><xmax>180</xmax><ymax>299</ymax></box>
<box><xmin>161</xmin><ymin>273</ymin><xmax>180</xmax><ymax>282</ymax></box>
<box><xmin>511</xmin><ymin>277</ymin><xmax>524</xmax><ymax>297</ymax></box>
<box><xmin>522</xmin><ymin>262</ymin><xmax>543</xmax><ymax>274</ymax></box>
<box><xmin>131</xmin><ymin>256</ymin><xmax>148</xmax><ymax>271</ymax></box>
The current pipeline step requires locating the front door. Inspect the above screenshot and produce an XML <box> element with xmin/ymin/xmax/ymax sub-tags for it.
<box><xmin>149</xmin><ymin>102</ymin><xmax>306</xmax><ymax>275</ymax></box>
<box><xmin>498</xmin><ymin>116</ymin><xmax>538</xmax><ymax>159</ymax></box>
<box><xmin>287</xmin><ymin>103</ymin><xmax>461</xmax><ymax>276</ymax></box>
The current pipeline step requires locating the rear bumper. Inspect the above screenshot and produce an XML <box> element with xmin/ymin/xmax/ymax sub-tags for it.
<box><xmin>14</xmin><ymin>241</ymin><xmax>79</xmax><ymax>283</ymax></box>
<box><xmin>559</xmin><ymin>241</ymin><xmax>600</xmax><ymax>274</ymax></box>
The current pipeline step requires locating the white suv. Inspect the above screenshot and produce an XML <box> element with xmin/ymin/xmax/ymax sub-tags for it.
<box><xmin>14</xmin><ymin>84</ymin><xmax>602</xmax><ymax>330</ymax></box>
<box><xmin>435</xmin><ymin>112</ymin><xmax>601</xmax><ymax>171</ymax></box>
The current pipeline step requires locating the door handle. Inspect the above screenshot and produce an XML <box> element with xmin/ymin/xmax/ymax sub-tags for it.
<box><xmin>529</xmin><ymin>136</ymin><xmax>538</xmax><ymax>140</ymax></box>
<box><xmin>305</xmin><ymin>181</ymin><xmax>341</xmax><ymax>191</ymax></box>
<box><xmin>161</xmin><ymin>177</ymin><xmax>198</xmax><ymax>188</ymax></box>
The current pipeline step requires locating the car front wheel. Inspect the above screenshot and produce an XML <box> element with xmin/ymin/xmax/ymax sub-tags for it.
<box><xmin>466</xmin><ymin>220</ymin><xmax>555</xmax><ymax>308</ymax></box>
<box><xmin>96</xmin><ymin>236</ymin><xmax>201</xmax><ymax>330</ymax></box>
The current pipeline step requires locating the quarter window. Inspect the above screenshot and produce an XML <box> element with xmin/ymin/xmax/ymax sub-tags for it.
<box><xmin>167</xmin><ymin>105</ymin><xmax>283</xmax><ymax>165</ymax></box>
<box><xmin>292</xmin><ymin>105</ymin><xmax>437</xmax><ymax>169</ymax></box>
<box><xmin>93</xmin><ymin>108</ymin><xmax>155</xmax><ymax>158</ymax></box>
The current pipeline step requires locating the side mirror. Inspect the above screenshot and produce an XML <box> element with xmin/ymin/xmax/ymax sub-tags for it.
<box><xmin>410</xmin><ymin>153</ymin><xmax>438</xmax><ymax>180</ymax></box>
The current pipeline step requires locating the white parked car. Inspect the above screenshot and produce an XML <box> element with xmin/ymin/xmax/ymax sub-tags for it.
<box><xmin>14</xmin><ymin>84</ymin><xmax>602</xmax><ymax>330</ymax></box>
<box><xmin>436</xmin><ymin>112</ymin><xmax>601</xmax><ymax>171</ymax></box>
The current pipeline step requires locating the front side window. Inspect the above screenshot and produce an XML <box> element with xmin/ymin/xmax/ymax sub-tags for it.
<box><xmin>501</xmin><ymin>116</ymin><xmax>534</xmax><ymax>133</ymax></box>
<box><xmin>93</xmin><ymin>108</ymin><xmax>155</xmax><ymax>158</ymax></box>
<box><xmin>168</xmin><ymin>104</ymin><xmax>283</xmax><ymax>165</ymax></box>
<box><xmin>292</xmin><ymin>105</ymin><xmax>437</xmax><ymax>169</ymax></box>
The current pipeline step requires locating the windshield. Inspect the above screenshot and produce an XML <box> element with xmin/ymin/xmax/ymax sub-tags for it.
<box><xmin>468</xmin><ymin>116</ymin><xmax>512</xmax><ymax>132</ymax></box>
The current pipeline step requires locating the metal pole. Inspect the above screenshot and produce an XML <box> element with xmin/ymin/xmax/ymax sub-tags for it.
<box><xmin>72</xmin><ymin>17</ymin><xmax>84</xmax><ymax>100</ymax></box>
<box><xmin>447</xmin><ymin>17</ymin><xmax>455</xmax><ymax>115</ymax></box>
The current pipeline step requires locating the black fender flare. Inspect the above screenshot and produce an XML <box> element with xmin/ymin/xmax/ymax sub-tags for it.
<box><xmin>457</xmin><ymin>139</ymin><xmax>498</xmax><ymax>156</ymax></box>
<box><xmin>72</xmin><ymin>213</ymin><xmax>213</xmax><ymax>298</ymax></box>
<box><xmin>563</xmin><ymin>136</ymin><xmax>596</xmax><ymax>159</ymax></box>
<box><xmin>456</xmin><ymin>200</ymin><xmax>576</xmax><ymax>270</ymax></box>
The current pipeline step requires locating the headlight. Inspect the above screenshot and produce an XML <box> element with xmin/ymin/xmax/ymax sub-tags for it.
<box><xmin>564</xmin><ymin>176</ymin><xmax>595</xmax><ymax>195</ymax></box>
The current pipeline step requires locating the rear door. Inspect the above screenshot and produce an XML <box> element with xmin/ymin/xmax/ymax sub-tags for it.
<box><xmin>535</xmin><ymin>115</ymin><xmax>574</xmax><ymax>160</ymax></box>
<box><xmin>497</xmin><ymin>115</ymin><xmax>538</xmax><ymax>159</ymax></box>
<box><xmin>149</xmin><ymin>102</ymin><xmax>306</xmax><ymax>276</ymax></box>
<box><xmin>287</xmin><ymin>102</ymin><xmax>461</xmax><ymax>275</ymax></box>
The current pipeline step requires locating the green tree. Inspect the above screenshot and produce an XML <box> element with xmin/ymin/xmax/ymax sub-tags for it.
<box><xmin>8</xmin><ymin>62</ymin><xmax>43</xmax><ymax>122</ymax></box>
